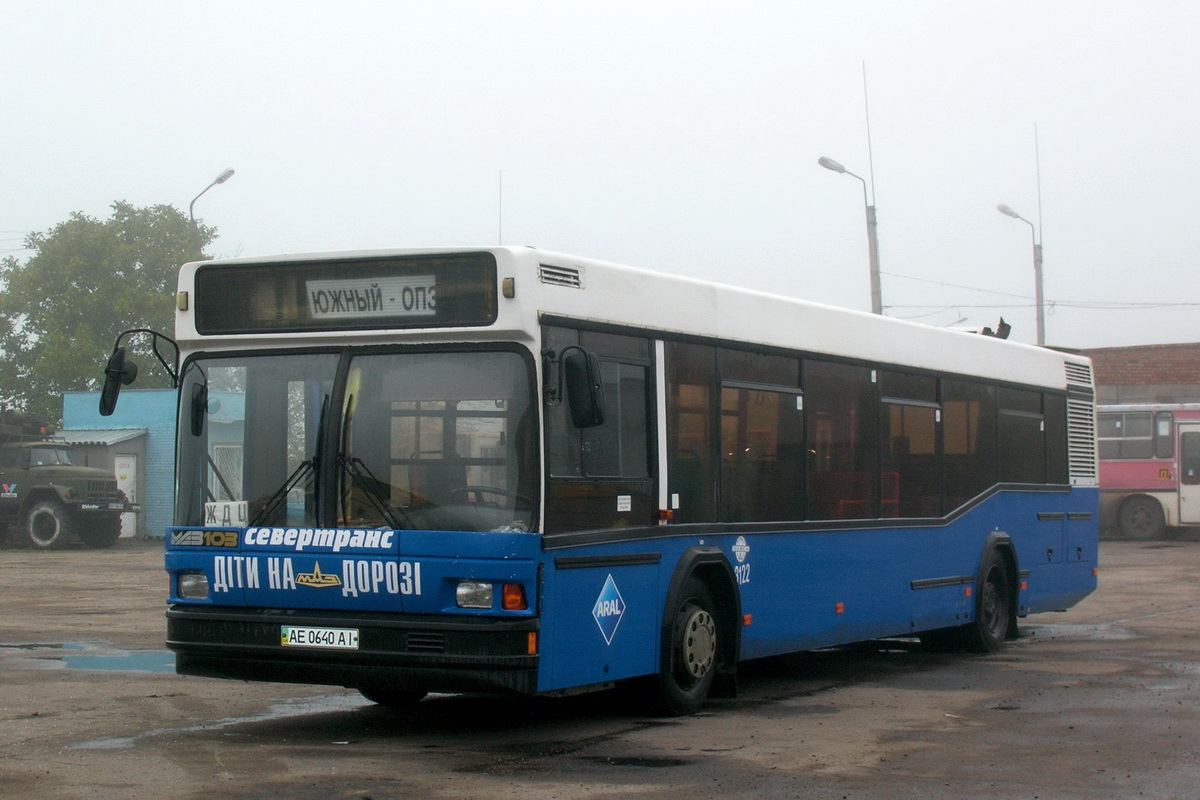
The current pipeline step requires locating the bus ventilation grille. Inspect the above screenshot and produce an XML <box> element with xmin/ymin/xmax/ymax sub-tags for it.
<box><xmin>538</xmin><ymin>263</ymin><xmax>584</xmax><ymax>288</ymax></box>
<box><xmin>1065</xmin><ymin>361</ymin><xmax>1093</xmax><ymax>387</ymax></box>
<box><xmin>1067</xmin><ymin>399</ymin><xmax>1097</xmax><ymax>482</ymax></box>
<box><xmin>405</xmin><ymin>632</ymin><xmax>446</xmax><ymax>653</ymax></box>
<box><xmin>1065</xmin><ymin>359</ymin><xmax>1098</xmax><ymax>485</ymax></box>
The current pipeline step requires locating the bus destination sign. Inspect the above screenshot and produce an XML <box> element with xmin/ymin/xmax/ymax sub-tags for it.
<box><xmin>307</xmin><ymin>275</ymin><xmax>436</xmax><ymax>321</ymax></box>
<box><xmin>193</xmin><ymin>252</ymin><xmax>497</xmax><ymax>334</ymax></box>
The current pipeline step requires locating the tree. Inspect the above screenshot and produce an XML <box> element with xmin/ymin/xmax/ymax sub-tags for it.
<box><xmin>0</xmin><ymin>202</ymin><xmax>215</xmax><ymax>424</ymax></box>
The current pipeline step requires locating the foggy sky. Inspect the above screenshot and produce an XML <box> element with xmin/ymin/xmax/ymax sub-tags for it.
<box><xmin>3</xmin><ymin>1</ymin><xmax>1197</xmax><ymax>349</ymax></box>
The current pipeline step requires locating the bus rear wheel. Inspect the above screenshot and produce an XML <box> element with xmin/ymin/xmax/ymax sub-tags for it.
<box><xmin>962</xmin><ymin>551</ymin><xmax>1012</xmax><ymax>653</ymax></box>
<box><xmin>646</xmin><ymin>577</ymin><xmax>719</xmax><ymax>716</ymax></box>
<box><xmin>1118</xmin><ymin>495</ymin><xmax>1166</xmax><ymax>540</ymax></box>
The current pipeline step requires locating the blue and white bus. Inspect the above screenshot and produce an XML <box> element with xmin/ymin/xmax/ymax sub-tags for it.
<box><xmin>101</xmin><ymin>247</ymin><xmax>1099</xmax><ymax>714</ymax></box>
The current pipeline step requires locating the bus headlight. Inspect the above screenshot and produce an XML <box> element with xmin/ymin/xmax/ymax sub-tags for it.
<box><xmin>177</xmin><ymin>572</ymin><xmax>210</xmax><ymax>600</ymax></box>
<box><xmin>456</xmin><ymin>580</ymin><xmax>493</xmax><ymax>609</ymax></box>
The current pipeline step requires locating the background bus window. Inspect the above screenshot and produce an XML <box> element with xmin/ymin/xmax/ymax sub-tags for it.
<box><xmin>942</xmin><ymin>380</ymin><xmax>997</xmax><ymax>509</ymax></box>
<box><xmin>1155</xmin><ymin>412</ymin><xmax>1176</xmax><ymax>459</ymax></box>
<box><xmin>805</xmin><ymin>360</ymin><xmax>879</xmax><ymax>519</ymax></box>
<box><xmin>1098</xmin><ymin>411</ymin><xmax>1154</xmax><ymax>460</ymax></box>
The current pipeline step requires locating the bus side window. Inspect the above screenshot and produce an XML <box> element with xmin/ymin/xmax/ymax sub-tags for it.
<box><xmin>544</xmin><ymin>326</ymin><xmax>655</xmax><ymax>533</ymax></box>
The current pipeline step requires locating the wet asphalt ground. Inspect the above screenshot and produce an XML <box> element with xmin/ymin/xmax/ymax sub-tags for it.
<box><xmin>1</xmin><ymin>535</ymin><xmax>1198</xmax><ymax>799</ymax></box>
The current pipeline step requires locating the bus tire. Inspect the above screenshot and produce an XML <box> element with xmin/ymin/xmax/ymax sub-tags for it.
<box><xmin>647</xmin><ymin>577</ymin><xmax>719</xmax><ymax>716</ymax></box>
<box><xmin>358</xmin><ymin>688</ymin><xmax>427</xmax><ymax>708</ymax></box>
<box><xmin>79</xmin><ymin>517</ymin><xmax>123</xmax><ymax>548</ymax></box>
<box><xmin>25</xmin><ymin>501</ymin><xmax>76</xmax><ymax>550</ymax></box>
<box><xmin>962</xmin><ymin>550</ymin><xmax>1012</xmax><ymax>653</ymax></box>
<box><xmin>1117</xmin><ymin>495</ymin><xmax>1166</xmax><ymax>540</ymax></box>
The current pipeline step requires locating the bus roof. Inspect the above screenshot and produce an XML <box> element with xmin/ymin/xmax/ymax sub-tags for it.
<box><xmin>177</xmin><ymin>246</ymin><xmax>1087</xmax><ymax>391</ymax></box>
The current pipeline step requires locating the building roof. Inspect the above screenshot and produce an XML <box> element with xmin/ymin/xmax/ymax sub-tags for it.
<box><xmin>54</xmin><ymin>429</ymin><xmax>147</xmax><ymax>447</ymax></box>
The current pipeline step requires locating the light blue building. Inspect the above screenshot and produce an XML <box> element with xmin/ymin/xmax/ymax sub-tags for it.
<box><xmin>62</xmin><ymin>389</ymin><xmax>175</xmax><ymax>539</ymax></box>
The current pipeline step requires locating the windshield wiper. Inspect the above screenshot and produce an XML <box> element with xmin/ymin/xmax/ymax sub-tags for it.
<box><xmin>336</xmin><ymin>453</ymin><xmax>411</xmax><ymax>530</ymax></box>
<box><xmin>248</xmin><ymin>394</ymin><xmax>330</xmax><ymax>527</ymax></box>
<box><xmin>250</xmin><ymin>459</ymin><xmax>315</xmax><ymax>527</ymax></box>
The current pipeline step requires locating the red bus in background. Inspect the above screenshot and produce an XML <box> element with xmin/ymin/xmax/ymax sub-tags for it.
<box><xmin>1098</xmin><ymin>404</ymin><xmax>1200</xmax><ymax>538</ymax></box>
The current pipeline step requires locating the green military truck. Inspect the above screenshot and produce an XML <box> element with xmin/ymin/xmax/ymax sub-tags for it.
<box><xmin>0</xmin><ymin>411</ymin><xmax>139</xmax><ymax>549</ymax></box>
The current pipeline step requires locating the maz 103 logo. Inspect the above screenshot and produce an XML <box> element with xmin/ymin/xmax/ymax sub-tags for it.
<box><xmin>170</xmin><ymin>530</ymin><xmax>238</xmax><ymax>548</ymax></box>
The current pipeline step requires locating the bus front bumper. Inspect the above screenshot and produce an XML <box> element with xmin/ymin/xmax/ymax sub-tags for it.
<box><xmin>166</xmin><ymin>605</ymin><xmax>539</xmax><ymax>695</ymax></box>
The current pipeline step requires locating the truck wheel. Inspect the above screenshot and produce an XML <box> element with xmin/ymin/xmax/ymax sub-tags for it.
<box><xmin>1118</xmin><ymin>496</ymin><xmax>1166</xmax><ymax>540</ymax></box>
<box><xmin>79</xmin><ymin>517</ymin><xmax>123</xmax><ymax>548</ymax></box>
<box><xmin>25</xmin><ymin>501</ymin><xmax>76</xmax><ymax>550</ymax></box>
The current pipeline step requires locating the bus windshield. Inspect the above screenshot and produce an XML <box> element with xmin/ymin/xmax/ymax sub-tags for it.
<box><xmin>174</xmin><ymin>349</ymin><xmax>537</xmax><ymax>533</ymax></box>
<box><xmin>340</xmin><ymin>350</ymin><xmax>536</xmax><ymax>532</ymax></box>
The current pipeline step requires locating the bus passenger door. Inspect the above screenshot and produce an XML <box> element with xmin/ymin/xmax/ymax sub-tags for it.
<box><xmin>1179</xmin><ymin>425</ymin><xmax>1200</xmax><ymax>524</ymax></box>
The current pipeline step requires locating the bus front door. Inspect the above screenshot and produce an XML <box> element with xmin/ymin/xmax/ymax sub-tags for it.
<box><xmin>1179</xmin><ymin>424</ymin><xmax>1200</xmax><ymax>525</ymax></box>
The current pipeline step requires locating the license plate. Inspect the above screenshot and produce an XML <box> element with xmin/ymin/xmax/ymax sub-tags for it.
<box><xmin>280</xmin><ymin>626</ymin><xmax>359</xmax><ymax>650</ymax></box>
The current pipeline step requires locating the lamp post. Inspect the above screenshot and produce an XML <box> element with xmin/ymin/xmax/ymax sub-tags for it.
<box><xmin>997</xmin><ymin>203</ymin><xmax>1044</xmax><ymax>346</ymax></box>
<box><xmin>189</xmin><ymin>168</ymin><xmax>236</xmax><ymax>223</ymax></box>
<box><xmin>819</xmin><ymin>156</ymin><xmax>882</xmax><ymax>315</ymax></box>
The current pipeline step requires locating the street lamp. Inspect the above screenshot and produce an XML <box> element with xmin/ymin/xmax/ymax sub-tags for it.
<box><xmin>818</xmin><ymin>157</ymin><xmax>882</xmax><ymax>314</ymax></box>
<box><xmin>189</xmin><ymin>168</ymin><xmax>236</xmax><ymax>223</ymax></box>
<box><xmin>997</xmin><ymin>203</ymin><xmax>1045</xmax><ymax>346</ymax></box>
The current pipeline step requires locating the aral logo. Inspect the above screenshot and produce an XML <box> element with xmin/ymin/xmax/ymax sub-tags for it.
<box><xmin>591</xmin><ymin>574</ymin><xmax>626</xmax><ymax>645</ymax></box>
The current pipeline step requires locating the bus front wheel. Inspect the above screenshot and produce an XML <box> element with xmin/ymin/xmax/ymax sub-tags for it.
<box><xmin>647</xmin><ymin>577</ymin><xmax>719</xmax><ymax>716</ymax></box>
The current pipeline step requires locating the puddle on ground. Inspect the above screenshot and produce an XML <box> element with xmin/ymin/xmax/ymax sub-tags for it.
<box><xmin>580</xmin><ymin>756</ymin><xmax>690</xmax><ymax>768</ymax></box>
<box><xmin>68</xmin><ymin>694</ymin><xmax>371</xmax><ymax>751</ymax></box>
<box><xmin>0</xmin><ymin>642</ymin><xmax>176</xmax><ymax>673</ymax></box>
<box><xmin>62</xmin><ymin>649</ymin><xmax>175</xmax><ymax>673</ymax></box>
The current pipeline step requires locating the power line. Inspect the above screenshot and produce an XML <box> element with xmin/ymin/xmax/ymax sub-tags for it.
<box><xmin>882</xmin><ymin>271</ymin><xmax>1199</xmax><ymax>311</ymax></box>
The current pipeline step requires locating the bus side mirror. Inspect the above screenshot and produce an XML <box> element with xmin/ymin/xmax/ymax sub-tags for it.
<box><xmin>190</xmin><ymin>383</ymin><xmax>208</xmax><ymax>437</ymax></box>
<box><xmin>99</xmin><ymin>347</ymin><xmax>138</xmax><ymax>416</ymax></box>
<box><xmin>564</xmin><ymin>350</ymin><xmax>606</xmax><ymax>429</ymax></box>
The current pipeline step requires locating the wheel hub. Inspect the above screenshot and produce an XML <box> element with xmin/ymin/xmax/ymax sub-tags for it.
<box><xmin>682</xmin><ymin>609</ymin><xmax>716</xmax><ymax>678</ymax></box>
